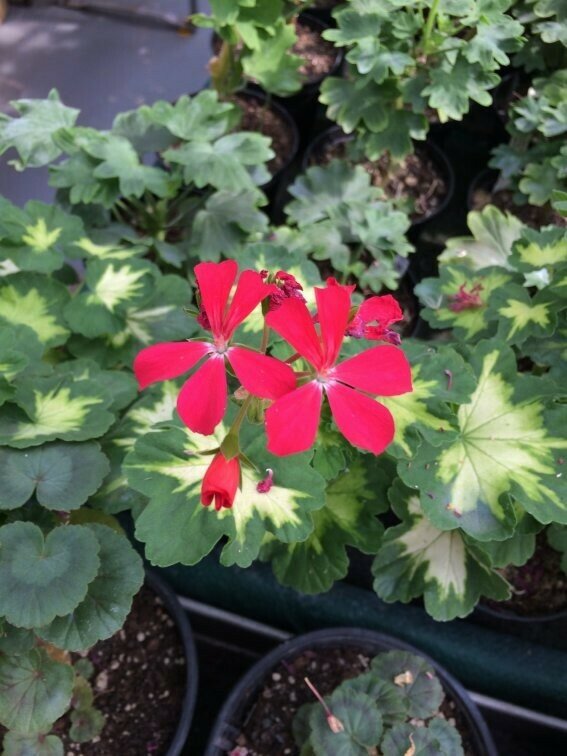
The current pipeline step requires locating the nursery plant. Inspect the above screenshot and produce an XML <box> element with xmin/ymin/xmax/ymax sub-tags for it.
<box><xmin>319</xmin><ymin>0</ymin><xmax>525</xmax><ymax>159</ymax></box>
<box><xmin>295</xmin><ymin>650</ymin><xmax>464</xmax><ymax>755</ymax></box>
<box><xmin>511</xmin><ymin>0</ymin><xmax>567</xmax><ymax>73</ymax></box>
<box><xmin>0</xmin><ymin>193</ymin><xmax>215</xmax><ymax>750</ymax></box>
<box><xmin>0</xmin><ymin>89</ymin><xmax>273</xmax><ymax>268</ymax></box>
<box><xmin>191</xmin><ymin>1</ymin><xmax>308</xmax><ymax>96</ymax></box>
<box><xmin>489</xmin><ymin>68</ymin><xmax>567</xmax><ymax>208</ymax></box>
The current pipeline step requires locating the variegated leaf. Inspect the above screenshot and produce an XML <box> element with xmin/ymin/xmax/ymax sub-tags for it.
<box><xmin>0</xmin><ymin>199</ymin><xmax>84</xmax><ymax>273</ymax></box>
<box><xmin>398</xmin><ymin>340</ymin><xmax>567</xmax><ymax>539</ymax></box>
<box><xmin>124</xmin><ymin>419</ymin><xmax>326</xmax><ymax>569</ymax></box>
<box><xmin>0</xmin><ymin>273</ymin><xmax>70</xmax><ymax>348</ymax></box>
<box><xmin>0</xmin><ymin>373</ymin><xmax>115</xmax><ymax>448</ymax></box>
<box><xmin>488</xmin><ymin>284</ymin><xmax>559</xmax><ymax>345</ymax></box>
<box><xmin>263</xmin><ymin>459</ymin><xmax>388</xmax><ymax>594</ymax></box>
<box><xmin>416</xmin><ymin>265</ymin><xmax>517</xmax><ymax>340</ymax></box>
<box><xmin>64</xmin><ymin>259</ymin><xmax>156</xmax><ymax>337</ymax></box>
<box><xmin>372</xmin><ymin>481</ymin><xmax>509</xmax><ymax>621</ymax></box>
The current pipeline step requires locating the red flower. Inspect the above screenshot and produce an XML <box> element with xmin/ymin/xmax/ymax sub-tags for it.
<box><xmin>346</xmin><ymin>294</ymin><xmax>404</xmax><ymax>345</ymax></box>
<box><xmin>134</xmin><ymin>260</ymin><xmax>296</xmax><ymax>435</ymax></box>
<box><xmin>264</xmin><ymin>280</ymin><xmax>412</xmax><ymax>456</ymax></box>
<box><xmin>448</xmin><ymin>283</ymin><xmax>483</xmax><ymax>312</ymax></box>
<box><xmin>201</xmin><ymin>452</ymin><xmax>240</xmax><ymax>510</ymax></box>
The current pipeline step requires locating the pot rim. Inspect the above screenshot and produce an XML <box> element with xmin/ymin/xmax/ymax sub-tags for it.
<box><xmin>475</xmin><ymin>600</ymin><xmax>567</xmax><ymax>625</ymax></box>
<box><xmin>301</xmin><ymin>125</ymin><xmax>455</xmax><ymax>227</ymax></box>
<box><xmin>145</xmin><ymin>570</ymin><xmax>199</xmax><ymax>756</ymax></box>
<box><xmin>204</xmin><ymin>626</ymin><xmax>497</xmax><ymax>756</ymax></box>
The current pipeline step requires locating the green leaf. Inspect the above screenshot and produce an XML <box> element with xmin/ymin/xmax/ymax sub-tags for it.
<box><xmin>0</xmin><ymin>89</ymin><xmax>79</xmax><ymax>170</ymax></box>
<box><xmin>510</xmin><ymin>225</ymin><xmax>567</xmax><ymax>274</ymax></box>
<box><xmin>372</xmin><ymin>481</ymin><xmax>510</xmax><ymax>621</ymax></box>
<box><xmin>64</xmin><ymin>259</ymin><xmax>156</xmax><ymax>338</ymax></box>
<box><xmin>382</xmin><ymin>719</ymin><xmax>464</xmax><ymax>756</ymax></box>
<box><xmin>489</xmin><ymin>285</ymin><xmax>558</xmax><ymax>345</ymax></box>
<box><xmin>398</xmin><ymin>341</ymin><xmax>567</xmax><ymax>539</ymax></box>
<box><xmin>547</xmin><ymin>523</ymin><xmax>567</xmax><ymax>573</ymax></box>
<box><xmin>0</xmin><ymin>200</ymin><xmax>84</xmax><ymax>274</ymax></box>
<box><xmin>0</xmin><ymin>623</ymin><xmax>35</xmax><ymax>655</ymax></box>
<box><xmin>163</xmin><ymin>131</ymin><xmax>272</xmax><ymax>191</ymax></box>
<box><xmin>0</xmin><ymin>373</ymin><xmax>115</xmax><ymax>448</ymax></box>
<box><xmin>416</xmin><ymin>265</ymin><xmax>515</xmax><ymax>340</ymax></box>
<box><xmin>340</xmin><ymin>673</ymin><xmax>407</xmax><ymax>725</ymax></box>
<box><xmin>264</xmin><ymin>461</ymin><xmax>386</xmax><ymax>594</ymax></box>
<box><xmin>320</xmin><ymin>75</ymin><xmax>391</xmax><ymax>135</ymax></box>
<box><xmin>0</xmin><ymin>523</ymin><xmax>100</xmax><ymax>628</ymax></box>
<box><xmin>146</xmin><ymin>90</ymin><xmax>240</xmax><ymax>142</ymax></box>
<box><xmin>380</xmin><ymin>341</ymin><xmax>477</xmax><ymax>458</ymax></box>
<box><xmin>476</xmin><ymin>527</ymin><xmax>537</xmax><ymax>568</ymax></box>
<box><xmin>371</xmin><ymin>651</ymin><xmax>443</xmax><ymax>719</ymax></box>
<box><xmin>1</xmin><ymin>732</ymin><xmax>63</xmax><ymax>756</ymax></box>
<box><xmin>423</xmin><ymin>59</ymin><xmax>499</xmax><ymax>120</ymax></box>
<box><xmin>69</xmin><ymin>705</ymin><xmax>105</xmax><ymax>743</ymax></box>
<box><xmin>0</xmin><ymin>273</ymin><xmax>70</xmax><ymax>348</ymax></box>
<box><xmin>125</xmin><ymin>420</ymin><xmax>326</xmax><ymax>569</ymax></box>
<box><xmin>309</xmin><ymin>688</ymin><xmax>383</xmax><ymax>755</ymax></box>
<box><xmin>0</xmin><ymin>649</ymin><xmax>73</xmax><ymax>734</ymax></box>
<box><xmin>38</xmin><ymin>524</ymin><xmax>143</xmax><ymax>651</ymax></box>
<box><xmin>437</xmin><ymin>206</ymin><xmax>524</xmax><ymax>270</ymax></box>
<box><xmin>0</xmin><ymin>442</ymin><xmax>110</xmax><ymax>511</ymax></box>
<box><xmin>190</xmin><ymin>190</ymin><xmax>268</xmax><ymax>261</ymax></box>
<box><xmin>242</xmin><ymin>20</ymin><xmax>303</xmax><ymax>96</ymax></box>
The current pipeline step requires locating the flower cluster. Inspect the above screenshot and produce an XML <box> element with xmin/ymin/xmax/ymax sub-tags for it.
<box><xmin>134</xmin><ymin>261</ymin><xmax>412</xmax><ymax>510</ymax></box>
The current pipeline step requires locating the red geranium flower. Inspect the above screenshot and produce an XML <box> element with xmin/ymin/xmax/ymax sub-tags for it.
<box><xmin>264</xmin><ymin>280</ymin><xmax>412</xmax><ymax>456</ymax></box>
<box><xmin>201</xmin><ymin>452</ymin><xmax>240</xmax><ymax>510</ymax></box>
<box><xmin>346</xmin><ymin>294</ymin><xmax>404</xmax><ymax>344</ymax></box>
<box><xmin>134</xmin><ymin>260</ymin><xmax>296</xmax><ymax>435</ymax></box>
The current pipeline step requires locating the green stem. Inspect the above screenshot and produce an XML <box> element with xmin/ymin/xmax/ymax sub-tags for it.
<box><xmin>220</xmin><ymin>394</ymin><xmax>252</xmax><ymax>459</ymax></box>
<box><xmin>260</xmin><ymin>321</ymin><xmax>270</xmax><ymax>354</ymax></box>
<box><xmin>421</xmin><ymin>0</ymin><xmax>440</xmax><ymax>56</ymax></box>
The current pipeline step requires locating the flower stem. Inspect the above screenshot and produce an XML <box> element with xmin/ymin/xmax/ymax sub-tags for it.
<box><xmin>421</xmin><ymin>0</ymin><xmax>440</xmax><ymax>56</ymax></box>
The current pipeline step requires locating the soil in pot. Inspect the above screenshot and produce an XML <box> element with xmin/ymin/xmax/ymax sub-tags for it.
<box><xmin>470</xmin><ymin>178</ymin><xmax>564</xmax><ymax>229</ymax></box>
<box><xmin>229</xmin><ymin>646</ymin><xmax>476</xmax><ymax>756</ymax></box>
<box><xmin>234</xmin><ymin>93</ymin><xmax>296</xmax><ymax>175</ymax></box>
<box><xmin>312</xmin><ymin>138</ymin><xmax>448</xmax><ymax>222</ymax></box>
<box><xmin>484</xmin><ymin>533</ymin><xmax>567</xmax><ymax>618</ymax></box>
<box><xmin>293</xmin><ymin>15</ymin><xmax>337</xmax><ymax>84</ymax></box>
<box><xmin>55</xmin><ymin>584</ymin><xmax>187</xmax><ymax>755</ymax></box>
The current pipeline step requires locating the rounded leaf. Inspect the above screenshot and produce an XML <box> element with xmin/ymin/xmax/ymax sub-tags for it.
<box><xmin>38</xmin><ymin>524</ymin><xmax>144</xmax><ymax>651</ymax></box>
<box><xmin>0</xmin><ymin>523</ymin><xmax>100</xmax><ymax>628</ymax></box>
<box><xmin>2</xmin><ymin>732</ymin><xmax>64</xmax><ymax>756</ymax></box>
<box><xmin>0</xmin><ymin>648</ymin><xmax>73</xmax><ymax>734</ymax></box>
<box><xmin>0</xmin><ymin>442</ymin><xmax>110</xmax><ymax>510</ymax></box>
<box><xmin>371</xmin><ymin>651</ymin><xmax>444</xmax><ymax>719</ymax></box>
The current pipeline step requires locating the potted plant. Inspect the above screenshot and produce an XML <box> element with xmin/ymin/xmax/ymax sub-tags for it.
<box><xmin>0</xmin><ymin>196</ymin><xmax>200</xmax><ymax>753</ymax></box>
<box><xmin>470</xmin><ymin>69</ymin><xmax>567</xmax><ymax>227</ymax></box>
<box><xmin>0</xmin><ymin>88</ymin><xmax>274</xmax><ymax>266</ymax></box>
<box><xmin>205</xmin><ymin>628</ymin><xmax>497</xmax><ymax>755</ymax></box>
<box><xmin>315</xmin><ymin>0</ymin><xmax>524</xmax><ymax>222</ymax></box>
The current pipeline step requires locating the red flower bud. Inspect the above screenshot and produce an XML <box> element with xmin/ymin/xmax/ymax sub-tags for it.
<box><xmin>201</xmin><ymin>452</ymin><xmax>240</xmax><ymax>511</ymax></box>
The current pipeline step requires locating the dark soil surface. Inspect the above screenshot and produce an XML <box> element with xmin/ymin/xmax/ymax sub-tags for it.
<box><xmin>235</xmin><ymin>94</ymin><xmax>295</xmax><ymax>174</ymax></box>
<box><xmin>471</xmin><ymin>185</ymin><xmax>565</xmax><ymax>228</ymax></box>
<box><xmin>316</xmin><ymin>140</ymin><xmax>448</xmax><ymax>221</ymax></box>
<box><xmin>294</xmin><ymin>17</ymin><xmax>337</xmax><ymax>82</ymax></box>
<box><xmin>230</xmin><ymin>646</ymin><xmax>475</xmax><ymax>755</ymax></box>
<box><xmin>54</xmin><ymin>585</ymin><xmax>187</xmax><ymax>755</ymax></box>
<box><xmin>485</xmin><ymin>535</ymin><xmax>567</xmax><ymax>617</ymax></box>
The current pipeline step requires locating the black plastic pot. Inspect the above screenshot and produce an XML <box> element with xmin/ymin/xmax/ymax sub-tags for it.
<box><xmin>472</xmin><ymin>601</ymin><xmax>567</xmax><ymax>653</ymax></box>
<box><xmin>301</xmin><ymin>126</ymin><xmax>455</xmax><ymax>229</ymax></box>
<box><xmin>205</xmin><ymin>627</ymin><xmax>498</xmax><ymax>755</ymax></box>
<box><xmin>146</xmin><ymin>570</ymin><xmax>199</xmax><ymax>756</ymax></box>
<box><xmin>466</xmin><ymin>167</ymin><xmax>500</xmax><ymax>212</ymax></box>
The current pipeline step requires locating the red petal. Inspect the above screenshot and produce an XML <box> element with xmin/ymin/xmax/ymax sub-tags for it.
<box><xmin>315</xmin><ymin>281</ymin><xmax>352</xmax><ymax>367</ymax></box>
<box><xmin>228</xmin><ymin>347</ymin><xmax>296</xmax><ymax>400</ymax></box>
<box><xmin>195</xmin><ymin>260</ymin><xmax>237</xmax><ymax>337</ymax></box>
<box><xmin>177</xmin><ymin>354</ymin><xmax>227</xmax><ymax>435</ymax></box>
<box><xmin>265</xmin><ymin>381</ymin><xmax>323</xmax><ymax>456</ymax></box>
<box><xmin>222</xmin><ymin>270</ymin><xmax>273</xmax><ymax>341</ymax></box>
<box><xmin>358</xmin><ymin>295</ymin><xmax>403</xmax><ymax>331</ymax></box>
<box><xmin>332</xmin><ymin>345</ymin><xmax>412</xmax><ymax>396</ymax></box>
<box><xmin>133</xmin><ymin>341</ymin><xmax>213</xmax><ymax>389</ymax></box>
<box><xmin>266</xmin><ymin>298</ymin><xmax>323</xmax><ymax>369</ymax></box>
<box><xmin>326</xmin><ymin>382</ymin><xmax>394</xmax><ymax>454</ymax></box>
